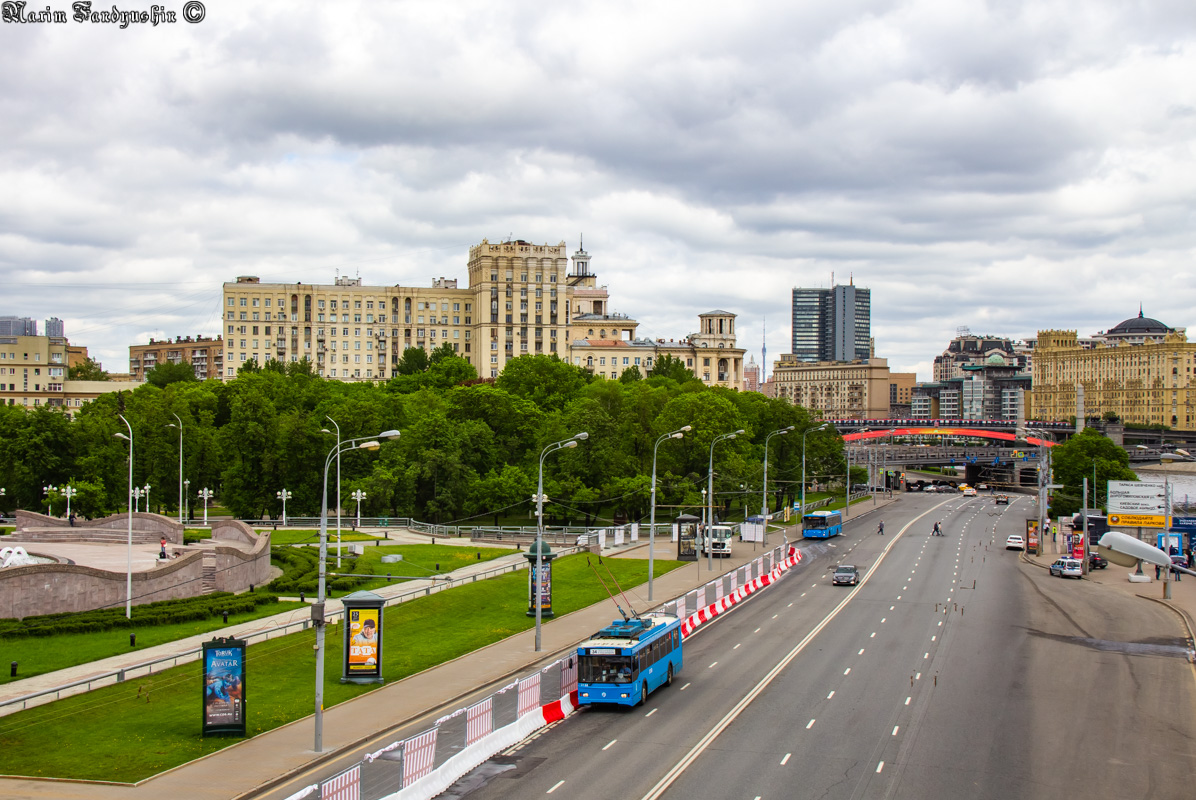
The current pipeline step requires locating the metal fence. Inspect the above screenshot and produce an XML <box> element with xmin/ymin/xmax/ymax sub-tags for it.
<box><xmin>287</xmin><ymin>543</ymin><xmax>791</xmax><ymax>800</ymax></box>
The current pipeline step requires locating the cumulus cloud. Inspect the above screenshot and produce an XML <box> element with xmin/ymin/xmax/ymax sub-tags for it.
<box><xmin>1</xmin><ymin>0</ymin><xmax>1195</xmax><ymax>379</ymax></box>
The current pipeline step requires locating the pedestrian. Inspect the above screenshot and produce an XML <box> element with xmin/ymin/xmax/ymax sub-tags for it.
<box><xmin>160</xmin><ymin>536</ymin><xmax>168</xmax><ymax>560</ymax></box>
<box><xmin>68</xmin><ymin>511</ymin><xmax>76</xmax><ymax>527</ymax></box>
<box><xmin>1155</xmin><ymin>563</ymin><xmax>1161</xmax><ymax>580</ymax></box>
<box><xmin>877</xmin><ymin>520</ymin><xmax>885</xmax><ymax>535</ymax></box>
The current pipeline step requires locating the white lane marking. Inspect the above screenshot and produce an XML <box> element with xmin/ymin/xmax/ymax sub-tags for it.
<box><xmin>754</xmin><ymin>628</ymin><xmax>761</xmax><ymax>633</ymax></box>
<box><xmin>931</xmin><ymin>636</ymin><xmax>937</xmax><ymax>642</ymax></box>
<box><xmin>892</xmin><ymin>726</ymin><xmax>899</xmax><ymax>735</ymax></box>
<box><xmin>646</xmin><ymin>708</ymin><xmax>658</xmax><ymax>717</ymax></box>
<box><xmin>844</xmin><ymin>667</ymin><xmax>851</xmax><ymax>675</ymax></box>
<box><xmin>890</xmin><ymin>606</ymin><xmax>895</xmax><ymax>610</ymax></box>
<box><xmin>709</xmin><ymin>662</ymin><xmax>718</xmax><ymax>668</ymax></box>
<box><xmin>897</xmin><ymin>596</ymin><xmax>902</xmax><ymax>600</ymax></box>
<box><xmin>788</xmin><ymin>602</ymin><xmax>793</xmax><ymax>607</ymax></box>
<box><xmin>772</xmin><ymin>614</ymin><xmax>779</xmax><ymax>619</ymax></box>
<box><xmin>858</xmin><ymin>648</ymin><xmax>865</xmax><ymax>655</ymax></box>
<box><xmin>938</xmin><ymin>620</ymin><xmax>942</xmax><ymax>626</ymax></box>
<box><xmin>876</xmin><ymin>761</ymin><xmax>885</xmax><ymax>773</ymax></box>
<box><xmin>924</xmin><ymin>653</ymin><xmax>929</xmax><ymax>658</ymax></box>
<box><xmin>903</xmin><ymin>586</ymin><xmax>908</xmax><ymax>590</ymax></box>
<box><xmin>801</xmin><ymin>592</ymin><xmax>807</xmax><ymax>597</ymax></box>
<box><xmin>916</xmin><ymin>672</ymin><xmax>921</xmax><ymax>680</ymax></box>
<box><xmin>548</xmin><ymin>780</ymin><xmax>565</xmax><ymax>793</ymax></box>
<box><xmin>870</xmin><ymin>632</ymin><xmax>876</xmax><ymax>638</ymax></box>
<box><xmin>680</xmin><ymin>682</ymin><xmax>691</xmax><ymax>691</ymax></box>
<box><xmin>734</xmin><ymin>643</ymin><xmax>742</xmax><ymax>650</ymax></box>
<box><xmin>905</xmin><ymin>697</ymin><xmax>911</xmax><ymax>705</ymax></box>
<box><xmin>781</xmin><ymin>753</ymin><xmax>791</xmax><ymax>765</ymax></box>
<box><xmin>881</xmin><ymin>618</ymin><xmax>886</xmax><ymax>623</ymax></box>
<box><xmin>806</xmin><ymin>719</ymin><xmax>815</xmax><ymax>729</ymax></box>
<box><xmin>827</xmin><ymin>690</ymin><xmax>835</xmax><ymax>699</ymax></box>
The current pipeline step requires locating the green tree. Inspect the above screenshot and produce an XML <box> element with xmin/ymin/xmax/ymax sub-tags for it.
<box><xmin>146</xmin><ymin>361</ymin><xmax>198</xmax><ymax>387</ymax></box>
<box><xmin>1048</xmin><ymin>428</ymin><xmax>1137</xmax><ymax>517</ymax></box>
<box><xmin>396</xmin><ymin>347</ymin><xmax>429</xmax><ymax>375</ymax></box>
<box><xmin>648</xmin><ymin>353</ymin><xmax>694</xmax><ymax>383</ymax></box>
<box><xmin>619</xmin><ymin>366</ymin><xmax>643</xmax><ymax>384</ymax></box>
<box><xmin>495</xmin><ymin>354</ymin><xmax>591</xmax><ymax>412</ymax></box>
<box><xmin>469</xmin><ymin>464</ymin><xmax>533</xmax><ymax>526</ymax></box>
<box><xmin>68</xmin><ymin>356</ymin><xmax>109</xmax><ymax>381</ymax></box>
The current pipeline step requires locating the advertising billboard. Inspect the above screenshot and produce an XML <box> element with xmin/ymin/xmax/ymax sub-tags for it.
<box><xmin>529</xmin><ymin>561</ymin><xmax>553</xmax><ymax>615</ymax></box>
<box><xmin>346</xmin><ymin>607</ymin><xmax>381</xmax><ymax>676</ymax></box>
<box><xmin>202</xmin><ymin>638</ymin><xmax>246</xmax><ymax>736</ymax></box>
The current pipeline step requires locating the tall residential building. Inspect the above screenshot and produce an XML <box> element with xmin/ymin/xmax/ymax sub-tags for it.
<box><xmin>791</xmin><ymin>284</ymin><xmax>871</xmax><ymax>363</ymax></box>
<box><xmin>932</xmin><ymin>331</ymin><xmax>1027</xmax><ymax>382</ymax></box>
<box><xmin>1032</xmin><ymin>311</ymin><xmax>1196</xmax><ymax>429</ymax></box>
<box><xmin>0</xmin><ymin>330</ymin><xmax>137</xmax><ymax>415</ymax></box>
<box><xmin>129</xmin><ymin>335</ymin><xmax>224</xmax><ymax>381</ymax></box>
<box><xmin>0</xmin><ymin>317</ymin><xmax>39</xmax><ymax>336</ymax></box>
<box><xmin>744</xmin><ymin>355</ymin><xmax>761</xmax><ymax>392</ymax></box>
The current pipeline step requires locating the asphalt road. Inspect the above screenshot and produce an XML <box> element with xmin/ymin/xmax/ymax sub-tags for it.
<box><xmin>452</xmin><ymin>494</ymin><xmax>1196</xmax><ymax>800</ymax></box>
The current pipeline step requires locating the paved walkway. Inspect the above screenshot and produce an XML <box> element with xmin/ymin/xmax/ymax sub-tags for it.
<box><xmin>0</xmin><ymin>499</ymin><xmax>898</xmax><ymax>800</ymax></box>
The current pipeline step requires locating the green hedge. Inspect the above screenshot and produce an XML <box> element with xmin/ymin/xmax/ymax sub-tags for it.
<box><xmin>268</xmin><ymin>547</ymin><xmax>362</xmax><ymax>596</ymax></box>
<box><xmin>0</xmin><ymin>592</ymin><xmax>280</xmax><ymax>639</ymax></box>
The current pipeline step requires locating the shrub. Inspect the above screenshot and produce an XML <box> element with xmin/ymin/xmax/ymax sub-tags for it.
<box><xmin>0</xmin><ymin>592</ymin><xmax>280</xmax><ymax>638</ymax></box>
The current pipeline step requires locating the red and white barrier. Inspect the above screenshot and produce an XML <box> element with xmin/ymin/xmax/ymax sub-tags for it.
<box><xmin>465</xmin><ymin>698</ymin><xmax>492</xmax><ymax>746</ymax></box>
<box><xmin>401</xmin><ymin>729</ymin><xmax>438</xmax><ymax>786</ymax></box>
<box><xmin>680</xmin><ymin>548</ymin><xmax>802</xmax><ymax>639</ymax></box>
<box><xmin>321</xmin><ymin>765</ymin><xmax>360</xmax><ymax>800</ymax></box>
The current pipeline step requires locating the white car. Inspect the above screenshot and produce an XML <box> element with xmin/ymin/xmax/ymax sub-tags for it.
<box><xmin>1049</xmin><ymin>558</ymin><xmax>1083</xmax><ymax>578</ymax></box>
<box><xmin>1005</xmin><ymin>534</ymin><xmax>1025</xmax><ymax>550</ymax></box>
<box><xmin>963</xmin><ymin>487</ymin><xmax>977</xmax><ymax>497</ymax></box>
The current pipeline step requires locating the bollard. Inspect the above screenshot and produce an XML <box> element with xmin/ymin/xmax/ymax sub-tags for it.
<box><xmin>376</xmin><ymin>540</ymin><xmax>380</xmax><ymax>547</ymax></box>
<box><xmin>130</xmin><ymin>633</ymin><xmax>136</xmax><ymax>648</ymax></box>
<box><xmin>387</xmin><ymin>573</ymin><xmax>392</xmax><ymax>582</ymax></box>
<box><xmin>435</xmin><ymin>563</ymin><xmax>440</xmax><ymax>571</ymax></box>
<box><xmin>432</xmin><ymin>537</ymin><xmax>436</xmax><ymax>545</ymax></box>
<box><xmin>249</xmin><ymin>583</ymin><xmax>254</xmax><ymax>592</ymax></box>
<box><xmin>300</xmin><ymin>591</ymin><xmax>305</xmax><ymax>602</ymax></box>
<box><xmin>9</xmin><ymin>662</ymin><xmax>16</xmax><ymax>678</ymax></box>
<box><xmin>222</xmin><ymin>611</ymin><xmax>228</xmax><ymax>624</ymax></box>
<box><xmin>477</xmin><ymin>552</ymin><xmax>481</xmax><ymax>560</ymax></box>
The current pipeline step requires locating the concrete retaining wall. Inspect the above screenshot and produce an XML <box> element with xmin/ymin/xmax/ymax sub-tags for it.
<box><xmin>211</xmin><ymin>529</ymin><xmax>273</xmax><ymax>592</ymax></box>
<box><xmin>14</xmin><ymin>510</ymin><xmax>183</xmax><ymax>544</ymax></box>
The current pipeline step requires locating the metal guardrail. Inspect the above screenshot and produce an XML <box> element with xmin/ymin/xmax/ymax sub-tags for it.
<box><xmin>0</xmin><ymin>548</ymin><xmax>581</xmax><ymax>717</ymax></box>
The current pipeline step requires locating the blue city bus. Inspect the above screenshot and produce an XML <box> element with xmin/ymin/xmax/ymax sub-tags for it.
<box><xmin>577</xmin><ymin>614</ymin><xmax>682</xmax><ymax>707</ymax></box>
<box><xmin>802</xmin><ymin>509</ymin><xmax>843</xmax><ymax>539</ymax></box>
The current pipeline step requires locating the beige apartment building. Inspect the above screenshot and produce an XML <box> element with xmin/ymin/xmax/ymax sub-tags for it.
<box><xmin>769</xmin><ymin>356</ymin><xmax>916</xmax><ymax>419</ymax></box>
<box><xmin>1032</xmin><ymin>312</ymin><xmax>1196</xmax><ymax>429</ymax></box>
<box><xmin>0</xmin><ymin>334</ymin><xmax>137</xmax><ymax>415</ymax></box>
<box><xmin>129</xmin><ymin>335</ymin><xmax>224</xmax><ymax>381</ymax></box>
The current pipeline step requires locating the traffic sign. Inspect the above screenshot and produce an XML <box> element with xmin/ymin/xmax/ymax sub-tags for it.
<box><xmin>1107</xmin><ymin>513</ymin><xmax>1166</xmax><ymax>528</ymax></box>
<box><xmin>1107</xmin><ymin>481</ymin><xmax>1166</xmax><ymax>515</ymax></box>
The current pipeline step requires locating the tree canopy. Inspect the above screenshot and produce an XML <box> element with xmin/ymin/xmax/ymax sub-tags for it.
<box><xmin>1047</xmin><ymin>428</ymin><xmax>1138</xmax><ymax>517</ymax></box>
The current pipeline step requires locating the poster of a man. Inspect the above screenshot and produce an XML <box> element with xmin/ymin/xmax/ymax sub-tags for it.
<box><xmin>347</xmin><ymin>609</ymin><xmax>380</xmax><ymax>672</ymax></box>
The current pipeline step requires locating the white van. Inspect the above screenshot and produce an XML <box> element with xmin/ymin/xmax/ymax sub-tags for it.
<box><xmin>700</xmin><ymin>525</ymin><xmax>734</xmax><ymax>558</ymax></box>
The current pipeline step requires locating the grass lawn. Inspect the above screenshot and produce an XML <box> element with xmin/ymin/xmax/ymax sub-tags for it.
<box><xmin>0</xmin><ymin>553</ymin><xmax>684</xmax><ymax>782</ymax></box>
<box><xmin>0</xmin><ymin>601</ymin><xmax>306</xmax><ymax>686</ymax></box>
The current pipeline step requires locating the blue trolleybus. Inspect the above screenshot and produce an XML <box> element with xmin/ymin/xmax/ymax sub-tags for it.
<box><xmin>802</xmin><ymin>509</ymin><xmax>844</xmax><ymax>539</ymax></box>
<box><xmin>577</xmin><ymin>614</ymin><xmax>682</xmax><ymax>707</ymax></box>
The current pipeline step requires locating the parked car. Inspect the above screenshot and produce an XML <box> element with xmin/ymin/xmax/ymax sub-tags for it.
<box><xmin>995</xmin><ymin>495</ymin><xmax>1009</xmax><ymax>505</ymax></box>
<box><xmin>1050</xmin><ymin>558</ymin><xmax>1084</xmax><ymax>578</ymax></box>
<box><xmin>1088</xmin><ymin>553</ymin><xmax>1108</xmax><ymax>570</ymax></box>
<box><xmin>1005</xmin><ymin>534</ymin><xmax>1025</xmax><ymax>550</ymax></box>
<box><xmin>832</xmin><ymin>565</ymin><xmax>860</xmax><ymax>586</ymax></box>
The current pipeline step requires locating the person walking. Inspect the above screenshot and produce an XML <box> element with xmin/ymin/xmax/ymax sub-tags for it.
<box><xmin>932</xmin><ymin>521</ymin><xmax>942</xmax><ymax>537</ymax></box>
<box><xmin>877</xmin><ymin>520</ymin><xmax>885</xmax><ymax>535</ymax></box>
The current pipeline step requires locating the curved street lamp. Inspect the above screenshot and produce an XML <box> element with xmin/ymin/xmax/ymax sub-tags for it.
<box><xmin>707</xmin><ymin>430</ymin><xmax>744</xmax><ymax>571</ymax></box>
<box><xmin>314</xmin><ymin>428</ymin><xmax>399</xmax><ymax>752</ymax></box>
<box><xmin>168</xmin><ymin>416</ymin><xmax>184</xmax><ymax>521</ymax></box>
<box><xmin>535</xmin><ymin>432</ymin><xmax>588</xmax><ymax>651</ymax></box>
<box><xmin>322</xmin><ymin>418</ymin><xmax>343</xmax><ymax>567</ymax></box>
<box><xmin>113</xmin><ymin>415</ymin><xmax>134</xmax><ymax>618</ymax></box>
<box><xmin>761</xmin><ymin>426</ymin><xmax>795</xmax><ymax>525</ymax></box>
<box><xmin>649</xmin><ymin>425</ymin><xmax>690</xmax><ymax>600</ymax></box>
<box><xmin>800</xmin><ymin>423</ymin><xmax>829</xmax><ymax>523</ymax></box>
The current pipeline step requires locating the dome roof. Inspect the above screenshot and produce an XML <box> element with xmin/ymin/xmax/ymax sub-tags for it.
<box><xmin>1107</xmin><ymin>310</ymin><xmax>1172</xmax><ymax>336</ymax></box>
<box><xmin>985</xmin><ymin>353</ymin><xmax>1005</xmax><ymax>365</ymax></box>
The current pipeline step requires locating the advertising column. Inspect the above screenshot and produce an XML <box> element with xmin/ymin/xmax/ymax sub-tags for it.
<box><xmin>341</xmin><ymin>590</ymin><xmax>386</xmax><ymax>684</ymax></box>
<box><xmin>202</xmin><ymin>637</ymin><xmax>246</xmax><ymax>737</ymax></box>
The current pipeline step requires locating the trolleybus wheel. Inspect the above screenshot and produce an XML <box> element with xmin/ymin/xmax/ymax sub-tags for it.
<box><xmin>638</xmin><ymin>681</ymin><xmax>647</xmax><ymax>706</ymax></box>
<box><xmin>666</xmin><ymin>664</ymin><xmax>674</xmax><ymax>687</ymax></box>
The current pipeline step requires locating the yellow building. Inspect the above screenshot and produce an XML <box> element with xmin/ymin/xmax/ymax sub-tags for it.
<box><xmin>1032</xmin><ymin>312</ymin><xmax>1196</xmax><ymax>429</ymax></box>
<box><xmin>0</xmin><ymin>334</ymin><xmax>139</xmax><ymax>415</ymax></box>
<box><xmin>769</xmin><ymin>356</ymin><xmax>917</xmax><ymax>419</ymax></box>
<box><xmin>129</xmin><ymin>335</ymin><xmax>224</xmax><ymax>381</ymax></box>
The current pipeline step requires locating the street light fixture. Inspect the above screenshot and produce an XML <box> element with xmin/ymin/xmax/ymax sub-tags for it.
<box><xmin>61</xmin><ymin>484</ymin><xmax>77</xmax><ymax>520</ymax></box>
<box><xmin>314</xmin><ymin>428</ymin><xmax>399</xmax><ymax>752</ymax></box>
<box><xmin>167</xmin><ymin>414</ymin><xmax>184</xmax><ymax>524</ymax></box>
<box><xmin>143</xmin><ymin>483</ymin><xmax>152</xmax><ymax>515</ymax></box>
<box><xmin>276</xmin><ymin>489</ymin><xmax>293</xmax><ymax>526</ymax></box>
<box><xmin>183</xmin><ymin>479</ymin><xmax>190</xmax><ymax>522</ymax></box>
<box><xmin>350</xmin><ymin>489</ymin><xmax>367</xmax><ymax>528</ymax></box>
<box><xmin>322</xmin><ymin>418</ymin><xmax>343</xmax><ymax>568</ymax></box>
<box><xmin>800</xmin><ymin>424</ymin><xmax>829</xmax><ymax>524</ymax></box>
<box><xmin>534</xmin><ymin>432</ymin><xmax>588</xmax><ymax>651</ymax></box>
<box><xmin>197</xmin><ymin>487</ymin><xmax>214</xmax><ymax>526</ymax></box>
<box><xmin>42</xmin><ymin>485</ymin><xmax>55</xmax><ymax>516</ymax></box>
<box><xmin>131</xmin><ymin>486</ymin><xmax>144</xmax><ymax>513</ymax></box>
<box><xmin>649</xmin><ymin>425</ymin><xmax>690</xmax><ymax>600</ymax></box>
<box><xmin>761</xmin><ymin>425</ymin><xmax>795</xmax><ymax>525</ymax></box>
<box><xmin>707</xmin><ymin>430</ymin><xmax>744</xmax><ymax>571</ymax></box>
<box><xmin>113</xmin><ymin>415</ymin><xmax>134</xmax><ymax>619</ymax></box>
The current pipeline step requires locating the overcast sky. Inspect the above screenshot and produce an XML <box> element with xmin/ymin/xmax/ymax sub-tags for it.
<box><xmin>2</xmin><ymin>0</ymin><xmax>1194</xmax><ymax>381</ymax></box>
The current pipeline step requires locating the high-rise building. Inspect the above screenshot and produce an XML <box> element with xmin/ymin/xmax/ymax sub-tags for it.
<box><xmin>768</xmin><ymin>355</ymin><xmax>914</xmax><ymax>419</ymax></box>
<box><xmin>791</xmin><ymin>284</ymin><xmax>870</xmax><ymax>363</ymax></box>
<box><xmin>0</xmin><ymin>317</ymin><xmax>39</xmax><ymax>336</ymax></box>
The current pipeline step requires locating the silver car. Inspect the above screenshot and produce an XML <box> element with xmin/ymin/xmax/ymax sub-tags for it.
<box><xmin>1049</xmin><ymin>558</ymin><xmax>1083</xmax><ymax>579</ymax></box>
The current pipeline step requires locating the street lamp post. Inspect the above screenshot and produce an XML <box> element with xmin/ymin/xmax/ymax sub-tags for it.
<box><xmin>649</xmin><ymin>426</ymin><xmax>690</xmax><ymax>600</ymax></box>
<box><xmin>113</xmin><ymin>415</ymin><xmax>134</xmax><ymax>618</ymax></box>
<box><xmin>351</xmin><ymin>489</ymin><xmax>367</xmax><ymax>529</ymax></box>
<box><xmin>534</xmin><ymin>432</ymin><xmax>588</xmax><ymax>651</ymax></box>
<box><xmin>708</xmin><ymin>430</ymin><xmax>744</xmax><ymax>572</ymax></box>
<box><xmin>42</xmin><ymin>485</ymin><xmax>55</xmax><ymax>516</ymax></box>
<box><xmin>800</xmin><ymin>424</ymin><xmax>829</xmax><ymax>524</ymax></box>
<box><xmin>167</xmin><ymin>414</ymin><xmax>183</xmax><ymax>524</ymax></box>
<box><xmin>761</xmin><ymin>425</ymin><xmax>795</xmax><ymax>523</ymax></box>
<box><xmin>131</xmin><ymin>486</ymin><xmax>144</xmax><ymax>513</ymax></box>
<box><xmin>276</xmin><ymin>489</ymin><xmax>292</xmax><ymax>526</ymax></box>
<box><xmin>143</xmin><ymin>483</ymin><xmax>152</xmax><ymax>515</ymax></box>
<box><xmin>314</xmin><ymin>429</ymin><xmax>400</xmax><ymax>752</ymax></box>
<box><xmin>322</xmin><ymin>418</ymin><xmax>343</xmax><ymax>568</ymax></box>
<box><xmin>62</xmin><ymin>484</ymin><xmax>77</xmax><ymax>519</ymax></box>
<box><xmin>184</xmin><ymin>479</ymin><xmax>190</xmax><ymax>522</ymax></box>
<box><xmin>197</xmin><ymin>487</ymin><xmax>214</xmax><ymax>526</ymax></box>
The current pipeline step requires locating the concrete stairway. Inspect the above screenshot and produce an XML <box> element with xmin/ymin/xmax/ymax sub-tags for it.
<box><xmin>10</xmin><ymin>528</ymin><xmax>163</xmax><ymax>545</ymax></box>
